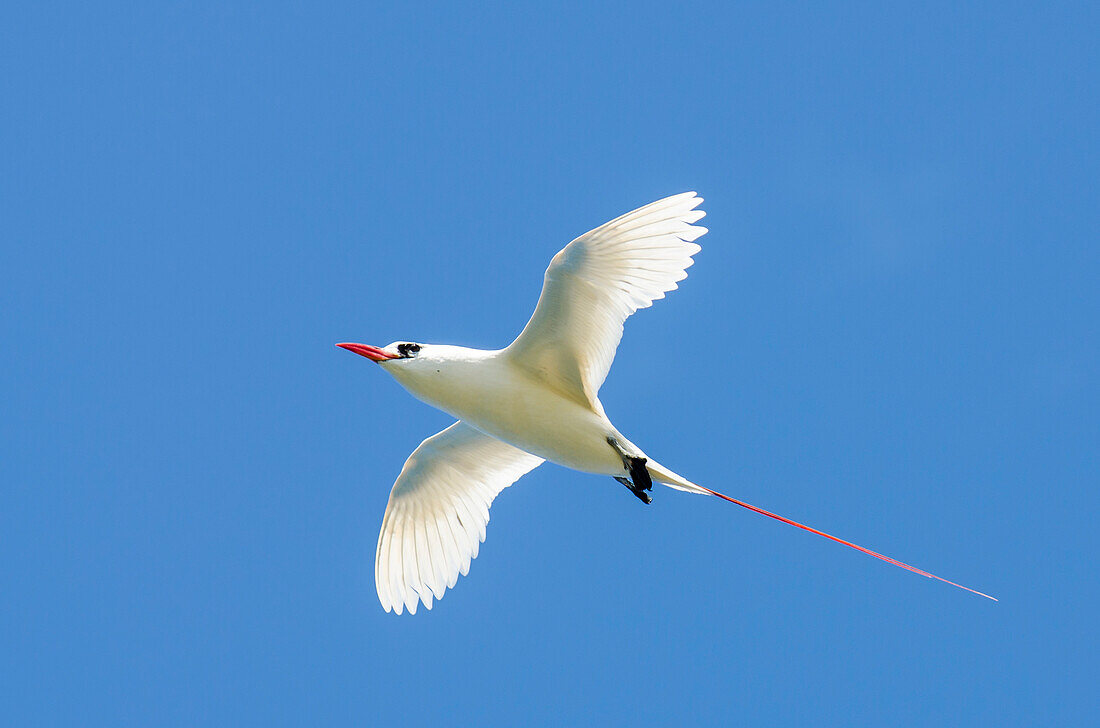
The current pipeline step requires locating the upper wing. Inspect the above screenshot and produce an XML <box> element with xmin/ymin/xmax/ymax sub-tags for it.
<box><xmin>505</xmin><ymin>192</ymin><xmax>707</xmax><ymax>406</ymax></box>
<box><xmin>375</xmin><ymin>422</ymin><xmax>544</xmax><ymax>615</ymax></box>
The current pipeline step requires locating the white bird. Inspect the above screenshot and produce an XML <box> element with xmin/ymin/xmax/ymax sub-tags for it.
<box><xmin>339</xmin><ymin>192</ymin><xmax>994</xmax><ymax>614</ymax></box>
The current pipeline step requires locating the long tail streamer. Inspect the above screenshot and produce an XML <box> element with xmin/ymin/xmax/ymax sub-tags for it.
<box><xmin>698</xmin><ymin>485</ymin><xmax>996</xmax><ymax>601</ymax></box>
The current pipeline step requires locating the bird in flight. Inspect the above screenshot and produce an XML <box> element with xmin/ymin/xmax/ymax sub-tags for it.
<box><xmin>339</xmin><ymin>192</ymin><xmax>995</xmax><ymax>614</ymax></box>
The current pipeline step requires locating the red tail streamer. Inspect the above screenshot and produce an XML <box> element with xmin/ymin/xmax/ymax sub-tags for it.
<box><xmin>698</xmin><ymin>485</ymin><xmax>996</xmax><ymax>601</ymax></box>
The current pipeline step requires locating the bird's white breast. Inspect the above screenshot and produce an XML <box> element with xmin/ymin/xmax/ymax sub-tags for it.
<box><xmin>386</xmin><ymin>349</ymin><xmax>625</xmax><ymax>475</ymax></box>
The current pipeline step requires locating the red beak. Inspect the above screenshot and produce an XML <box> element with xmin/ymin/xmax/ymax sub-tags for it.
<box><xmin>336</xmin><ymin>342</ymin><xmax>399</xmax><ymax>362</ymax></box>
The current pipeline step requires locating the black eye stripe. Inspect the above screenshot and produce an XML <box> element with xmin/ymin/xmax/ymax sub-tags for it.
<box><xmin>397</xmin><ymin>343</ymin><xmax>421</xmax><ymax>357</ymax></box>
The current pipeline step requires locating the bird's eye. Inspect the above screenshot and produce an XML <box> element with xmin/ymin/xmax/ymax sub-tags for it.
<box><xmin>397</xmin><ymin>343</ymin><xmax>421</xmax><ymax>357</ymax></box>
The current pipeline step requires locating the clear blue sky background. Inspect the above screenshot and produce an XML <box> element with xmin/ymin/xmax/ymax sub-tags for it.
<box><xmin>3</xmin><ymin>2</ymin><xmax>1097</xmax><ymax>725</ymax></box>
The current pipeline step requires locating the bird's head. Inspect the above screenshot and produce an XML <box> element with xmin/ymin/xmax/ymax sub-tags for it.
<box><xmin>334</xmin><ymin>340</ymin><xmax>429</xmax><ymax>367</ymax></box>
<box><xmin>338</xmin><ymin>338</ymin><xmax>446</xmax><ymax>378</ymax></box>
<box><xmin>336</xmin><ymin>341</ymin><xmax>423</xmax><ymax>363</ymax></box>
<box><xmin>337</xmin><ymin>340</ymin><xmax>487</xmax><ymax>409</ymax></box>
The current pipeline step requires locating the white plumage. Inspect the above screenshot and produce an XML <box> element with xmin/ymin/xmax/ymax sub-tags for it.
<box><xmin>375</xmin><ymin>422</ymin><xmax>543</xmax><ymax>614</ymax></box>
<box><xmin>508</xmin><ymin>191</ymin><xmax>706</xmax><ymax>407</ymax></box>
<box><xmin>339</xmin><ymin>191</ymin><xmax>994</xmax><ymax>613</ymax></box>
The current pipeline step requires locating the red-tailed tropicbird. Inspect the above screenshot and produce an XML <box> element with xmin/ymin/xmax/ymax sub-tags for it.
<box><xmin>339</xmin><ymin>192</ymin><xmax>995</xmax><ymax>614</ymax></box>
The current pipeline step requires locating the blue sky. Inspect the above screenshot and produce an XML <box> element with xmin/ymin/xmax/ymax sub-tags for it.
<box><xmin>3</xmin><ymin>1</ymin><xmax>1097</xmax><ymax>725</ymax></box>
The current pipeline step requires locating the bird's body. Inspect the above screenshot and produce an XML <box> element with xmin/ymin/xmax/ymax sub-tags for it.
<box><xmin>390</xmin><ymin>346</ymin><xmax>625</xmax><ymax>474</ymax></box>
<box><xmin>383</xmin><ymin>343</ymin><xmax>684</xmax><ymax>483</ymax></box>
<box><xmin>339</xmin><ymin>191</ymin><xmax>993</xmax><ymax>614</ymax></box>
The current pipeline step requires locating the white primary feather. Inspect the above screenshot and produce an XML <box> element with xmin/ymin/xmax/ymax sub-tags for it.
<box><xmin>375</xmin><ymin>422</ymin><xmax>544</xmax><ymax>614</ymax></box>
<box><xmin>505</xmin><ymin>191</ymin><xmax>707</xmax><ymax>407</ymax></box>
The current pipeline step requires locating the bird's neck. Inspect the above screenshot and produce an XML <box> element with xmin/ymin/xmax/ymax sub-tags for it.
<box><xmin>388</xmin><ymin>347</ymin><xmax>503</xmax><ymax>419</ymax></box>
